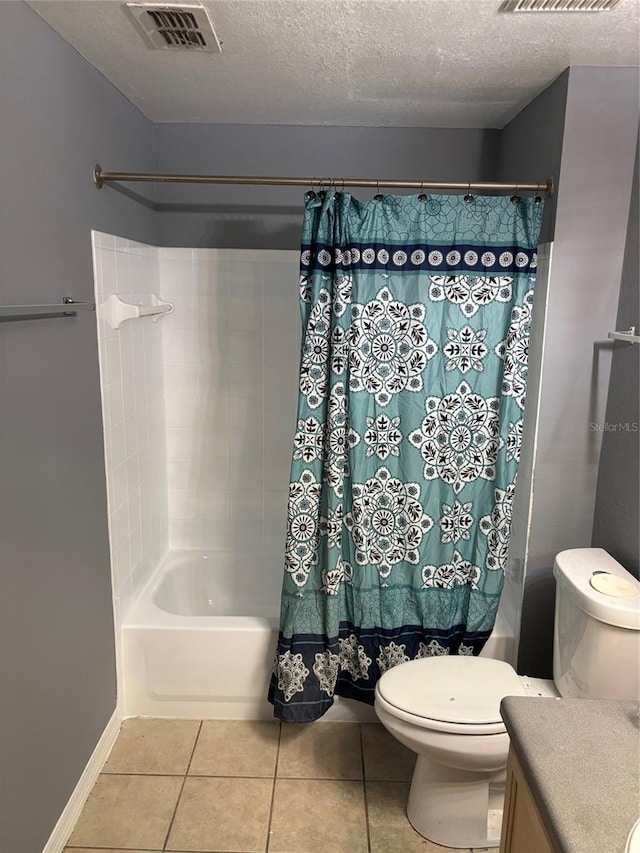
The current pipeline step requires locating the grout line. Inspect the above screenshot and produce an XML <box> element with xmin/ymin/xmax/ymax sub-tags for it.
<box><xmin>63</xmin><ymin>847</ymin><xmax>161</xmax><ymax>851</ymax></box>
<box><xmin>161</xmin><ymin>719</ymin><xmax>203</xmax><ymax>853</ymax></box>
<box><xmin>268</xmin><ymin>774</ymin><xmax>365</xmax><ymax>781</ymax></box>
<box><xmin>101</xmin><ymin>770</ymin><xmax>366</xmax><ymax>780</ymax></box>
<box><xmin>65</xmin><ymin>849</ymin><xmax>274</xmax><ymax>853</ymax></box>
<box><xmin>100</xmin><ymin>770</ymin><xmax>286</xmax><ymax>779</ymax></box>
<box><xmin>359</xmin><ymin>724</ymin><xmax>372</xmax><ymax>853</ymax></box>
<box><xmin>100</xmin><ymin>770</ymin><xmax>188</xmax><ymax>776</ymax></box>
<box><xmin>64</xmin><ymin>847</ymin><xmax>163</xmax><ymax>852</ymax></box>
<box><xmin>161</xmin><ymin>849</ymin><xmax>266</xmax><ymax>853</ymax></box>
<box><xmin>264</xmin><ymin>721</ymin><xmax>282</xmax><ymax>853</ymax></box>
<box><xmin>188</xmin><ymin>771</ymin><xmax>365</xmax><ymax>780</ymax></box>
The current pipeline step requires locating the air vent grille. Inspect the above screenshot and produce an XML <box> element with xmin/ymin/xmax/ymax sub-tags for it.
<box><xmin>126</xmin><ymin>3</ymin><xmax>222</xmax><ymax>51</ymax></box>
<box><xmin>501</xmin><ymin>0</ymin><xmax>621</xmax><ymax>10</ymax></box>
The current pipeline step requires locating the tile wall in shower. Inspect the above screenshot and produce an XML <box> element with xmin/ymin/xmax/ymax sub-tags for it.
<box><xmin>92</xmin><ymin>232</ymin><xmax>169</xmax><ymax>632</ymax></box>
<box><xmin>159</xmin><ymin>248</ymin><xmax>300</xmax><ymax>554</ymax></box>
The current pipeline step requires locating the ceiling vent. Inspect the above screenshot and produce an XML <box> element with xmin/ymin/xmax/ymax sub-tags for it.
<box><xmin>125</xmin><ymin>3</ymin><xmax>222</xmax><ymax>51</ymax></box>
<box><xmin>501</xmin><ymin>0</ymin><xmax>621</xmax><ymax>10</ymax></box>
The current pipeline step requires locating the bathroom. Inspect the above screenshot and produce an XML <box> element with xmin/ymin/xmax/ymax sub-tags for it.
<box><xmin>1</xmin><ymin>1</ymin><xmax>639</xmax><ymax>852</ymax></box>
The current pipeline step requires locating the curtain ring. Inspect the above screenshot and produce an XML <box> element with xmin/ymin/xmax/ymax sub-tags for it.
<box><xmin>374</xmin><ymin>178</ymin><xmax>383</xmax><ymax>202</ymax></box>
<box><xmin>341</xmin><ymin>177</ymin><xmax>345</xmax><ymax>193</ymax></box>
<box><xmin>418</xmin><ymin>180</ymin><xmax>427</xmax><ymax>203</ymax></box>
<box><xmin>511</xmin><ymin>183</ymin><xmax>521</xmax><ymax>205</ymax></box>
<box><xmin>464</xmin><ymin>182</ymin><xmax>474</xmax><ymax>203</ymax></box>
<box><xmin>306</xmin><ymin>177</ymin><xmax>317</xmax><ymax>201</ymax></box>
<box><xmin>534</xmin><ymin>185</ymin><xmax>543</xmax><ymax>204</ymax></box>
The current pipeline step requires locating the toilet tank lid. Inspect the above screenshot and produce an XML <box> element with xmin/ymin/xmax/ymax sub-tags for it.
<box><xmin>553</xmin><ymin>549</ymin><xmax>640</xmax><ymax>631</ymax></box>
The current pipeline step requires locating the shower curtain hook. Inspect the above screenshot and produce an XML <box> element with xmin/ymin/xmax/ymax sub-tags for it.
<box><xmin>418</xmin><ymin>180</ymin><xmax>427</xmax><ymax>203</ymax></box>
<box><xmin>464</xmin><ymin>182</ymin><xmax>474</xmax><ymax>203</ymax></box>
<box><xmin>511</xmin><ymin>183</ymin><xmax>521</xmax><ymax>205</ymax></box>
<box><xmin>307</xmin><ymin>177</ymin><xmax>317</xmax><ymax>201</ymax></box>
<box><xmin>374</xmin><ymin>178</ymin><xmax>383</xmax><ymax>202</ymax></box>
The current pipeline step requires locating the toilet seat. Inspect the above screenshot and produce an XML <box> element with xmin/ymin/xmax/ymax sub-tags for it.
<box><xmin>376</xmin><ymin>656</ymin><xmax>528</xmax><ymax>735</ymax></box>
<box><xmin>375</xmin><ymin>689</ymin><xmax>509</xmax><ymax>735</ymax></box>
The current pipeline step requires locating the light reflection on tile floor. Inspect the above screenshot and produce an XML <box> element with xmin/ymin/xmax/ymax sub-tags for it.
<box><xmin>64</xmin><ymin>718</ymin><xmax>499</xmax><ymax>853</ymax></box>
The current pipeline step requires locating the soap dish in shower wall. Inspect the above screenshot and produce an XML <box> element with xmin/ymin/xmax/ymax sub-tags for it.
<box><xmin>99</xmin><ymin>293</ymin><xmax>173</xmax><ymax>330</ymax></box>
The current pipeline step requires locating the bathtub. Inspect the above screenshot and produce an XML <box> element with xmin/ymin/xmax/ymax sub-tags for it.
<box><xmin>123</xmin><ymin>550</ymin><xmax>515</xmax><ymax>720</ymax></box>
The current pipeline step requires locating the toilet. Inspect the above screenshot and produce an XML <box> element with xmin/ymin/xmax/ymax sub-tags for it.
<box><xmin>374</xmin><ymin>548</ymin><xmax>640</xmax><ymax>849</ymax></box>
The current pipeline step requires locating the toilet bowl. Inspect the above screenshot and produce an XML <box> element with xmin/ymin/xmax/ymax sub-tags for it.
<box><xmin>374</xmin><ymin>656</ymin><xmax>556</xmax><ymax>847</ymax></box>
<box><xmin>374</xmin><ymin>549</ymin><xmax>640</xmax><ymax>849</ymax></box>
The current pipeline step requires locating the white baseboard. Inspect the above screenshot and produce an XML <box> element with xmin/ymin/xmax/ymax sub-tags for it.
<box><xmin>42</xmin><ymin>707</ymin><xmax>122</xmax><ymax>853</ymax></box>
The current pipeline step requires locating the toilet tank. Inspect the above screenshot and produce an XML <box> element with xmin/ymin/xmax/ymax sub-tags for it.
<box><xmin>553</xmin><ymin>549</ymin><xmax>640</xmax><ymax>700</ymax></box>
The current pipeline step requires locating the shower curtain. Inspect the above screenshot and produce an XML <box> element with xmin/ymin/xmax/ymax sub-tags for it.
<box><xmin>269</xmin><ymin>190</ymin><xmax>543</xmax><ymax>722</ymax></box>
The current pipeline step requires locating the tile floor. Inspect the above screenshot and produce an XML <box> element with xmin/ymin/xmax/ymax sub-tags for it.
<box><xmin>64</xmin><ymin>718</ymin><xmax>499</xmax><ymax>853</ymax></box>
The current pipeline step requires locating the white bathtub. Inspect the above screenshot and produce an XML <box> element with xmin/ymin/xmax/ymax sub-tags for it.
<box><xmin>123</xmin><ymin>549</ymin><xmax>515</xmax><ymax>720</ymax></box>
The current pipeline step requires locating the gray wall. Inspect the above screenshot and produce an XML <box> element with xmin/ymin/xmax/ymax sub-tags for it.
<box><xmin>592</xmin><ymin>128</ymin><xmax>640</xmax><ymax>578</ymax></box>
<box><xmin>153</xmin><ymin>123</ymin><xmax>500</xmax><ymax>248</ymax></box>
<box><xmin>501</xmin><ymin>68</ymin><xmax>639</xmax><ymax>676</ymax></box>
<box><xmin>0</xmin><ymin>5</ymin><xmax>156</xmax><ymax>853</ymax></box>
<box><xmin>499</xmin><ymin>70</ymin><xmax>569</xmax><ymax>243</ymax></box>
<box><xmin>497</xmin><ymin>72</ymin><xmax>570</xmax><ymax>637</ymax></box>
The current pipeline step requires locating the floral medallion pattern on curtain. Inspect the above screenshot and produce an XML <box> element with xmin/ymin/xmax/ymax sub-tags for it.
<box><xmin>268</xmin><ymin>192</ymin><xmax>544</xmax><ymax>722</ymax></box>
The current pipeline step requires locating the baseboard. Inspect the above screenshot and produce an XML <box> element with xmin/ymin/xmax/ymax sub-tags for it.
<box><xmin>42</xmin><ymin>707</ymin><xmax>122</xmax><ymax>853</ymax></box>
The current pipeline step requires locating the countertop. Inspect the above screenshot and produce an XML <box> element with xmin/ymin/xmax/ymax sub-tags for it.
<box><xmin>500</xmin><ymin>697</ymin><xmax>640</xmax><ymax>853</ymax></box>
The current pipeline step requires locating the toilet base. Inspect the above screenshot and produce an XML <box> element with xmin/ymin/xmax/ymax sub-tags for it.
<box><xmin>406</xmin><ymin>755</ymin><xmax>505</xmax><ymax>848</ymax></box>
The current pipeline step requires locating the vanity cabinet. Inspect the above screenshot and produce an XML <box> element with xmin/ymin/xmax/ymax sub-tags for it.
<box><xmin>499</xmin><ymin>748</ymin><xmax>557</xmax><ymax>853</ymax></box>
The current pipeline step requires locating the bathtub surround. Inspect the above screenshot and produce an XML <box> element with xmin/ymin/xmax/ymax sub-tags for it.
<box><xmin>92</xmin><ymin>233</ymin><xmax>169</xmax><ymax>651</ymax></box>
<box><xmin>92</xmin><ymin>242</ymin><xmax>301</xmax><ymax>621</ymax></box>
<box><xmin>159</xmin><ymin>248</ymin><xmax>299</xmax><ymax>555</ymax></box>
<box><xmin>91</xmin><ymin>239</ymin><xmax>520</xmax><ymax>720</ymax></box>
<box><xmin>91</xmin><ymin>242</ymin><xmax>305</xmax><ymax>705</ymax></box>
<box><xmin>92</xmin><ymin>238</ymin><xmax>527</xmax><ymax>721</ymax></box>
<box><xmin>91</xmin><ymin>244</ymin><xmax>332</xmax><ymax>717</ymax></box>
<box><xmin>0</xmin><ymin>4</ymin><xmax>156</xmax><ymax>853</ymax></box>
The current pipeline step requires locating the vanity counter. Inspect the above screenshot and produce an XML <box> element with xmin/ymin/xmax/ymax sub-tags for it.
<box><xmin>500</xmin><ymin>697</ymin><xmax>640</xmax><ymax>852</ymax></box>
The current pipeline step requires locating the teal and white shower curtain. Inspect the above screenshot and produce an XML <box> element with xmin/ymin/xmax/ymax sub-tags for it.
<box><xmin>269</xmin><ymin>191</ymin><xmax>543</xmax><ymax>722</ymax></box>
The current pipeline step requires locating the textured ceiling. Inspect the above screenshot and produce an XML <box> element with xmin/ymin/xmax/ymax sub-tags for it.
<box><xmin>28</xmin><ymin>0</ymin><xmax>640</xmax><ymax>127</ymax></box>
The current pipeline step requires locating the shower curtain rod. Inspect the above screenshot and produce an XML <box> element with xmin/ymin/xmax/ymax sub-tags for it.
<box><xmin>92</xmin><ymin>164</ymin><xmax>554</xmax><ymax>196</ymax></box>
